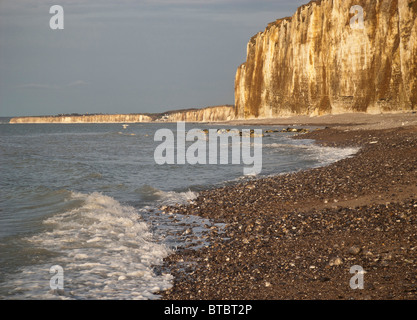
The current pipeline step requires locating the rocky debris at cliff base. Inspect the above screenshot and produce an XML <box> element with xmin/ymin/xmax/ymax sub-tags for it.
<box><xmin>159</xmin><ymin>126</ymin><xmax>417</xmax><ymax>300</ymax></box>
<box><xmin>198</xmin><ymin>127</ymin><xmax>313</xmax><ymax>137</ymax></box>
<box><xmin>265</xmin><ymin>128</ymin><xmax>312</xmax><ymax>134</ymax></box>
<box><xmin>198</xmin><ymin>129</ymin><xmax>265</xmax><ymax>138</ymax></box>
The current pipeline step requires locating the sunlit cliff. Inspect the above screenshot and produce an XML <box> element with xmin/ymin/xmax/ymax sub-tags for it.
<box><xmin>235</xmin><ymin>0</ymin><xmax>417</xmax><ymax>119</ymax></box>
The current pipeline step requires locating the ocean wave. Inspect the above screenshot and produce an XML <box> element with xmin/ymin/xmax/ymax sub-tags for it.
<box><xmin>155</xmin><ymin>189</ymin><xmax>198</xmax><ymax>206</ymax></box>
<box><xmin>3</xmin><ymin>192</ymin><xmax>173</xmax><ymax>300</ymax></box>
<box><xmin>136</xmin><ymin>185</ymin><xmax>198</xmax><ymax>206</ymax></box>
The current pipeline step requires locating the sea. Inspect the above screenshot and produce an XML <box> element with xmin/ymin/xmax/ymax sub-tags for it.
<box><xmin>0</xmin><ymin>119</ymin><xmax>359</xmax><ymax>300</ymax></box>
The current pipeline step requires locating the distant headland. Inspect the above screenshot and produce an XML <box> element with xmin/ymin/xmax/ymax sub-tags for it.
<box><xmin>9</xmin><ymin>105</ymin><xmax>236</xmax><ymax>124</ymax></box>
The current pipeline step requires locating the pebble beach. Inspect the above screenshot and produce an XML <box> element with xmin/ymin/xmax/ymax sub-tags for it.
<box><xmin>159</xmin><ymin>113</ymin><xmax>417</xmax><ymax>300</ymax></box>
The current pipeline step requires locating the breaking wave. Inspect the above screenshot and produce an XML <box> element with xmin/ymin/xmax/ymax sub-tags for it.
<box><xmin>3</xmin><ymin>192</ymin><xmax>173</xmax><ymax>300</ymax></box>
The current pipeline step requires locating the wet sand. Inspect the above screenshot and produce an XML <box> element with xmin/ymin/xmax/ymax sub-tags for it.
<box><xmin>159</xmin><ymin>113</ymin><xmax>417</xmax><ymax>300</ymax></box>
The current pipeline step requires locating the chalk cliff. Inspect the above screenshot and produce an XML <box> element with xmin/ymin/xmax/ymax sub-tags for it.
<box><xmin>10</xmin><ymin>114</ymin><xmax>153</xmax><ymax>124</ymax></box>
<box><xmin>9</xmin><ymin>106</ymin><xmax>235</xmax><ymax>124</ymax></box>
<box><xmin>235</xmin><ymin>0</ymin><xmax>417</xmax><ymax>119</ymax></box>
<box><xmin>163</xmin><ymin>105</ymin><xmax>235</xmax><ymax>122</ymax></box>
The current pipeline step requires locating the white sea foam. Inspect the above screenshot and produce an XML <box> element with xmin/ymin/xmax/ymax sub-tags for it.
<box><xmin>155</xmin><ymin>189</ymin><xmax>199</xmax><ymax>206</ymax></box>
<box><xmin>3</xmin><ymin>192</ymin><xmax>173</xmax><ymax>300</ymax></box>
<box><xmin>308</xmin><ymin>146</ymin><xmax>360</xmax><ymax>166</ymax></box>
<box><xmin>136</xmin><ymin>185</ymin><xmax>198</xmax><ymax>206</ymax></box>
<box><xmin>264</xmin><ymin>142</ymin><xmax>359</xmax><ymax>166</ymax></box>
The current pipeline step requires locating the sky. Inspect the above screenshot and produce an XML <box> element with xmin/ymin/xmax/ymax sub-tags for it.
<box><xmin>0</xmin><ymin>0</ymin><xmax>307</xmax><ymax>117</ymax></box>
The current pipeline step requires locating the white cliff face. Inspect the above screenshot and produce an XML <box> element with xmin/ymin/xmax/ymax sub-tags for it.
<box><xmin>164</xmin><ymin>106</ymin><xmax>236</xmax><ymax>122</ymax></box>
<box><xmin>10</xmin><ymin>114</ymin><xmax>153</xmax><ymax>124</ymax></box>
<box><xmin>235</xmin><ymin>0</ymin><xmax>417</xmax><ymax>119</ymax></box>
<box><xmin>9</xmin><ymin>106</ymin><xmax>236</xmax><ymax>124</ymax></box>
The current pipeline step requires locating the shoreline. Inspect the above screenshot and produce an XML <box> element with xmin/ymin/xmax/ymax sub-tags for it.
<box><xmin>158</xmin><ymin>118</ymin><xmax>417</xmax><ymax>300</ymax></box>
<box><xmin>213</xmin><ymin>112</ymin><xmax>417</xmax><ymax>130</ymax></box>
<box><xmin>7</xmin><ymin>111</ymin><xmax>417</xmax><ymax>128</ymax></box>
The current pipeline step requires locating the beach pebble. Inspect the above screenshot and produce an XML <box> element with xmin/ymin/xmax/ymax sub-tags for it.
<box><xmin>348</xmin><ymin>245</ymin><xmax>362</xmax><ymax>255</ymax></box>
<box><xmin>328</xmin><ymin>257</ymin><xmax>343</xmax><ymax>266</ymax></box>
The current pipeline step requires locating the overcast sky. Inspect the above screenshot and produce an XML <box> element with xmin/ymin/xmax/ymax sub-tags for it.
<box><xmin>0</xmin><ymin>0</ymin><xmax>307</xmax><ymax>117</ymax></box>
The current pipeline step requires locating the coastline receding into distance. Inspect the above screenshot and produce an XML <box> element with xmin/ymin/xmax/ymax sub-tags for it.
<box><xmin>8</xmin><ymin>1</ymin><xmax>417</xmax><ymax>124</ymax></box>
<box><xmin>8</xmin><ymin>106</ymin><xmax>236</xmax><ymax>124</ymax></box>
<box><xmin>2</xmin><ymin>0</ymin><xmax>417</xmax><ymax>302</ymax></box>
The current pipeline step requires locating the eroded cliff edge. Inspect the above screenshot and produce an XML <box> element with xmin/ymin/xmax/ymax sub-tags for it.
<box><xmin>163</xmin><ymin>105</ymin><xmax>235</xmax><ymax>122</ymax></box>
<box><xmin>10</xmin><ymin>114</ymin><xmax>154</xmax><ymax>124</ymax></box>
<box><xmin>9</xmin><ymin>105</ymin><xmax>235</xmax><ymax>123</ymax></box>
<box><xmin>235</xmin><ymin>0</ymin><xmax>417</xmax><ymax>119</ymax></box>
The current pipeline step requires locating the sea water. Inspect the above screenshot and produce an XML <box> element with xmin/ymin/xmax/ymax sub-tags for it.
<box><xmin>0</xmin><ymin>122</ymin><xmax>358</xmax><ymax>299</ymax></box>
